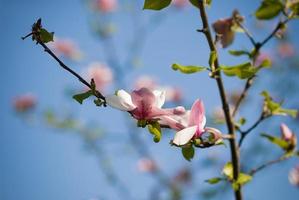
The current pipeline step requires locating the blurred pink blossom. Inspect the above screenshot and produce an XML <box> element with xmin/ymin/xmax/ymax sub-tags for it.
<box><xmin>172</xmin><ymin>0</ymin><xmax>189</xmax><ymax>8</ymax></box>
<box><xmin>289</xmin><ymin>165</ymin><xmax>299</xmax><ymax>187</ymax></box>
<box><xmin>50</xmin><ymin>38</ymin><xmax>82</xmax><ymax>61</ymax></box>
<box><xmin>137</xmin><ymin>158</ymin><xmax>157</xmax><ymax>173</ymax></box>
<box><xmin>255</xmin><ymin>52</ymin><xmax>272</xmax><ymax>67</ymax></box>
<box><xmin>134</xmin><ymin>76</ymin><xmax>182</xmax><ymax>102</ymax></box>
<box><xmin>277</xmin><ymin>43</ymin><xmax>295</xmax><ymax>58</ymax></box>
<box><xmin>93</xmin><ymin>0</ymin><xmax>117</xmax><ymax>13</ymax></box>
<box><xmin>134</xmin><ymin>76</ymin><xmax>157</xmax><ymax>91</ymax></box>
<box><xmin>87</xmin><ymin>62</ymin><xmax>113</xmax><ymax>92</ymax></box>
<box><xmin>13</xmin><ymin>94</ymin><xmax>36</xmax><ymax>112</ymax></box>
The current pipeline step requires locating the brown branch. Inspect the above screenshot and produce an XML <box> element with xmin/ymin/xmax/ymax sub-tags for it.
<box><xmin>231</xmin><ymin>19</ymin><xmax>289</xmax><ymax>117</ymax></box>
<box><xmin>197</xmin><ymin>1</ymin><xmax>242</xmax><ymax>200</ymax></box>
<box><xmin>249</xmin><ymin>155</ymin><xmax>290</xmax><ymax>176</ymax></box>
<box><xmin>238</xmin><ymin>112</ymin><xmax>270</xmax><ymax>147</ymax></box>
<box><xmin>22</xmin><ymin>22</ymin><xmax>106</xmax><ymax>105</ymax></box>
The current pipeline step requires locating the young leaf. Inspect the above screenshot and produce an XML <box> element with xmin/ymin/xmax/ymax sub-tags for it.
<box><xmin>261</xmin><ymin>91</ymin><xmax>298</xmax><ymax>117</ymax></box>
<box><xmin>172</xmin><ymin>63</ymin><xmax>207</xmax><ymax>74</ymax></box>
<box><xmin>205</xmin><ymin>177</ymin><xmax>223</xmax><ymax>184</ymax></box>
<box><xmin>261</xmin><ymin>133</ymin><xmax>289</xmax><ymax>150</ymax></box>
<box><xmin>143</xmin><ymin>0</ymin><xmax>172</xmax><ymax>10</ymax></box>
<box><xmin>255</xmin><ymin>0</ymin><xmax>284</xmax><ymax>20</ymax></box>
<box><xmin>220</xmin><ymin>62</ymin><xmax>258</xmax><ymax>79</ymax></box>
<box><xmin>73</xmin><ymin>90</ymin><xmax>93</xmax><ymax>104</ymax></box>
<box><xmin>182</xmin><ymin>145</ymin><xmax>195</xmax><ymax>161</ymax></box>
<box><xmin>222</xmin><ymin>162</ymin><xmax>233</xmax><ymax>180</ymax></box>
<box><xmin>39</xmin><ymin>28</ymin><xmax>54</xmax><ymax>43</ymax></box>
<box><xmin>228</xmin><ymin>50</ymin><xmax>251</xmax><ymax>57</ymax></box>
<box><xmin>148</xmin><ymin>121</ymin><xmax>162</xmax><ymax>143</ymax></box>
<box><xmin>258</xmin><ymin>58</ymin><xmax>272</xmax><ymax>68</ymax></box>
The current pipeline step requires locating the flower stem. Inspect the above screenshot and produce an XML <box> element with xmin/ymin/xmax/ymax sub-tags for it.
<box><xmin>197</xmin><ymin>1</ymin><xmax>242</xmax><ymax>199</ymax></box>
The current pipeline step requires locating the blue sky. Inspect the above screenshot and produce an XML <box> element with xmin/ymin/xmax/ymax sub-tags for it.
<box><xmin>1</xmin><ymin>0</ymin><xmax>299</xmax><ymax>199</ymax></box>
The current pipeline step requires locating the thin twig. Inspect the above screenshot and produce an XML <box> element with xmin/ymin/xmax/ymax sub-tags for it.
<box><xmin>238</xmin><ymin>113</ymin><xmax>270</xmax><ymax>147</ymax></box>
<box><xmin>249</xmin><ymin>155</ymin><xmax>289</xmax><ymax>176</ymax></box>
<box><xmin>197</xmin><ymin>1</ymin><xmax>242</xmax><ymax>200</ymax></box>
<box><xmin>236</xmin><ymin>21</ymin><xmax>256</xmax><ymax>47</ymax></box>
<box><xmin>231</xmin><ymin>19</ymin><xmax>289</xmax><ymax>116</ymax></box>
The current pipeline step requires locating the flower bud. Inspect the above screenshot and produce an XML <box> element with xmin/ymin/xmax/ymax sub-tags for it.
<box><xmin>289</xmin><ymin>165</ymin><xmax>299</xmax><ymax>187</ymax></box>
<box><xmin>280</xmin><ymin>123</ymin><xmax>297</xmax><ymax>152</ymax></box>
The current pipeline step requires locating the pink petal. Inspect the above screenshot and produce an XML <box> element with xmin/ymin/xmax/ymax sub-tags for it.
<box><xmin>188</xmin><ymin>99</ymin><xmax>206</xmax><ymax>129</ymax></box>
<box><xmin>280</xmin><ymin>123</ymin><xmax>293</xmax><ymax>141</ymax></box>
<box><xmin>131</xmin><ymin>88</ymin><xmax>156</xmax><ymax>119</ymax></box>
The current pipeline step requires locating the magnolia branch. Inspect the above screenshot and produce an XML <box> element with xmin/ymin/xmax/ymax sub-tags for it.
<box><xmin>238</xmin><ymin>112</ymin><xmax>270</xmax><ymax>147</ymax></box>
<box><xmin>249</xmin><ymin>154</ymin><xmax>290</xmax><ymax>176</ymax></box>
<box><xmin>22</xmin><ymin>21</ymin><xmax>106</xmax><ymax>106</ymax></box>
<box><xmin>197</xmin><ymin>1</ymin><xmax>242</xmax><ymax>200</ymax></box>
<box><xmin>232</xmin><ymin>19</ymin><xmax>290</xmax><ymax>117</ymax></box>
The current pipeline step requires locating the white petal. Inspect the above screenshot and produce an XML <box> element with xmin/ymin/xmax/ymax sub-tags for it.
<box><xmin>153</xmin><ymin>90</ymin><xmax>166</xmax><ymax>108</ymax></box>
<box><xmin>106</xmin><ymin>90</ymin><xmax>136</xmax><ymax>111</ymax></box>
<box><xmin>199</xmin><ymin>116</ymin><xmax>207</xmax><ymax>131</ymax></box>
<box><xmin>173</xmin><ymin>126</ymin><xmax>197</xmax><ymax>146</ymax></box>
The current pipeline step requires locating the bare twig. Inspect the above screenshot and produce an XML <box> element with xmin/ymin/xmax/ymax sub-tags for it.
<box><xmin>197</xmin><ymin>1</ymin><xmax>242</xmax><ymax>199</ymax></box>
<box><xmin>238</xmin><ymin>112</ymin><xmax>270</xmax><ymax>147</ymax></box>
<box><xmin>249</xmin><ymin>155</ymin><xmax>290</xmax><ymax>176</ymax></box>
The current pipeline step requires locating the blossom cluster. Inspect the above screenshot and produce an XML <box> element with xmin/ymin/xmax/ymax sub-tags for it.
<box><xmin>106</xmin><ymin>87</ymin><xmax>223</xmax><ymax>148</ymax></box>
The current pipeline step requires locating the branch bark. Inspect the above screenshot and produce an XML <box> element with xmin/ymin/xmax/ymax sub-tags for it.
<box><xmin>197</xmin><ymin>1</ymin><xmax>242</xmax><ymax>199</ymax></box>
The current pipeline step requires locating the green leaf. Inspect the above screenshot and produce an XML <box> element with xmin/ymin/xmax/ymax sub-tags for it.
<box><xmin>209</xmin><ymin>51</ymin><xmax>217</xmax><ymax>68</ymax></box>
<box><xmin>182</xmin><ymin>145</ymin><xmax>195</xmax><ymax>161</ymax></box>
<box><xmin>255</xmin><ymin>0</ymin><xmax>284</xmax><ymax>20</ymax></box>
<box><xmin>220</xmin><ymin>62</ymin><xmax>258</xmax><ymax>79</ymax></box>
<box><xmin>73</xmin><ymin>90</ymin><xmax>93</xmax><ymax>104</ymax></box>
<box><xmin>261</xmin><ymin>91</ymin><xmax>298</xmax><ymax>117</ymax></box>
<box><xmin>148</xmin><ymin>121</ymin><xmax>162</xmax><ymax>143</ymax></box>
<box><xmin>258</xmin><ymin>58</ymin><xmax>272</xmax><ymax>68</ymax></box>
<box><xmin>205</xmin><ymin>177</ymin><xmax>223</xmax><ymax>184</ymax></box>
<box><xmin>39</xmin><ymin>28</ymin><xmax>54</xmax><ymax>43</ymax></box>
<box><xmin>172</xmin><ymin>63</ymin><xmax>207</xmax><ymax>74</ymax></box>
<box><xmin>261</xmin><ymin>133</ymin><xmax>289</xmax><ymax>150</ymax></box>
<box><xmin>228</xmin><ymin>50</ymin><xmax>251</xmax><ymax>57</ymax></box>
<box><xmin>143</xmin><ymin>0</ymin><xmax>172</xmax><ymax>10</ymax></box>
<box><xmin>222</xmin><ymin>162</ymin><xmax>233</xmax><ymax>180</ymax></box>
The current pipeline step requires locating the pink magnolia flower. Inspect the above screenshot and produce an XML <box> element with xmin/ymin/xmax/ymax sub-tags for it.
<box><xmin>172</xmin><ymin>0</ymin><xmax>189</xmax><ymax>8</ymax></box>
<box><xmin>106</xmin><ymin>87</ymin><xmax>184</xmax><ymax>121</ymax></box>
<box><xmin>289</xmin><ymin>165</ymin><xmax>299</xmax><ymax>187</ymax></box>
<box><xmin>161</xmin><ymin>99</ymin><xmax>222</xmax><ymax>146</ymax></box>
<box><xmin>137</xmin><ymin>158</ymin><xmax>157</xmax><ymax>173</ymax></box>
<box><xmin>93</xmin><ymin>0</ymin><xmax>117</xmax><ymax>13</ymax></box>
<box><xmin>13</xmin><ymin>94</ymin><xmax>36</xmax><ymax>112</ymax></box>
<box><xmin>50</xmin><ymin>38</ymin><xmax>82</xmax><ymax>61</ymax></box>
<box><xmin>280</xmin><ymin>123</ymin><xmax>297</xmax><ymax>150</ymax></box>
<box><xmin>86</xmin><ymin>62</ymin><xmax>113</xmax><ymax>92</ymax></box>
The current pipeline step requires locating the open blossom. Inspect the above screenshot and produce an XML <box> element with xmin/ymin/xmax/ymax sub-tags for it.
<box><xmin>93</xmin><ymin>0</ymin><xmax>117</xmax><ymax>12</ymax></box>
<box><xmin>106</xmin><ymin>87</ymin><xmax>184</xmax><ymax>121</ymax></box>
<box><xmin>280</xmin><ymin>123</ymin><xmax>297</xmax><ymax>151</ymax></box>
<box><xmin>50</xmin><ymin>38</ymin><xmax>82</xmax><ymax>61</ymax></box>
<box><xmin>161</xmin><ymin>99</ymin><xmax>222</xmax><ymax>146</ymax></box>
<box><xmin>137</xmin><ymin>158</ymin><xmax>157</xmax><ymax>173</ymax></box>
<box><xmin>86</xmin><ymin>62</ymin><xmax>113</xmax><ymax>92</ymax></box>
<box><xmin>212</xmin><ymin>10</ymin><xmax>244</xmax><ymax>48</ymax></box>
<box><xmin>289</xmin><ymin>165</ymin><xmax>299</xmax><ymax>187</ymax></box>
<box><xmin>13</xmin><ymin>94</ymin><xmax>36</xmax><ymax>112</ymax></box>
